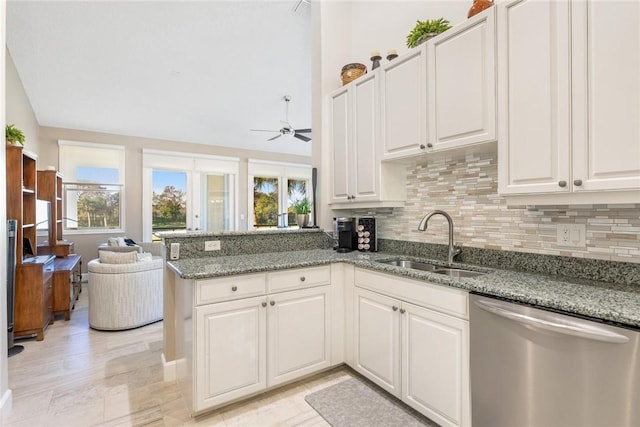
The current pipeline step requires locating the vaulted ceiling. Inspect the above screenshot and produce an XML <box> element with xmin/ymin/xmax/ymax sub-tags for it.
<box><xmin>6</xmin><ymin>0</ymin><xmax>312</xmax><ymax>156</ymax></box>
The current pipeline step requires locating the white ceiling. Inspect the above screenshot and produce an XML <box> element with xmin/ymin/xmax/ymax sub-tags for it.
<box><xmin>6</xmin><ymin>0</ymin><xmax>312</xmax><ymax>157</ymax></box>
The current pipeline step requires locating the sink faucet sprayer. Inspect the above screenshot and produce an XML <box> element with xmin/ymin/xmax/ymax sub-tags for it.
<box><xmin>417</xmin><ymin>210</ymin><xmax>462</xmax><ymax>265</ymax></box>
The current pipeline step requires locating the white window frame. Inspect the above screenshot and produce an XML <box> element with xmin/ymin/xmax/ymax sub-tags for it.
<box><xmin>248</xmin><ymin>160</ymin><xmax>312</xmax><ymax>230</ymax></box>
<box><xmin>58</xmin><ymin>140</ymin><xmax>126</xmax><ymax>235</ymax></box>
<box><xmin>142</xmin><ymin>149</ymin><xmax>239</xmax><ymax>241</ymax></box>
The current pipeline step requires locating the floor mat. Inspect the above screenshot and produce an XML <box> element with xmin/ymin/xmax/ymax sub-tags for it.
<box><xmin>305</xmin><ymin>376</ymin><xmax>439</xmax><ymax>427</ymax></box>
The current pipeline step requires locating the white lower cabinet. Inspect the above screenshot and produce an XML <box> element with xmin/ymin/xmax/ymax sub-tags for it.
<box><xmin>191</xmin><ymin>268</ymin><xmax>331</xmax><ymax>414</ymax></box>
<box><xmin>353</xmin><ymin>270</ymin><xmax>470</xmax><ymax>427</ymax></box>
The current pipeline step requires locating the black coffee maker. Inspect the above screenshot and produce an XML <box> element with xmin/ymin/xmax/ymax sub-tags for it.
<box><xmin>334</xmin><ymin>217</ymin><xmax>357</xmax><ymax>253</ymax></box>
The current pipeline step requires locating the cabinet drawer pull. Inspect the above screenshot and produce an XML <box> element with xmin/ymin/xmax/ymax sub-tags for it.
<box><xmin>299</xmin><ymin>276</ymin><xmax>306</xmax><ymax>282</ymax></box>
<box><xmin>392</xmin><ymin>306</ymin><xmax>398</xmax><ymax>311</ymax></box>
<box><xmin>270</xmin><ymin>300</ymin><xmax>276</xmax><ymax>306</ymax></box>
<box><xmin>231</xmin><ymin>286</ymin><xmax>238</xmax><ymax>292</ymax></box>
<box><xmin>400</xmin><ymin>308</ymin><xmax>406</xmax><ymax>314</ymax></box>
<box><xmin>420</xmin><ymin>144</ymin><xmax>426</xmax><ymax>149</ymax></box>
<box><xmin>426</xmin><ymin>143</ymin><xmax>433</xmax><ymax>149</ymax></box>
<box><xmin>558</xmin><ymin>180</ymin><xmax>567</xmax><ymax>187</ymax></box>
<box><xmin>573</xmin><ymin>179</ymin><xmax>583</xmax><ymax>186</ymax></box>
<box><xmin>261</xmin><ymin>302</ymin><xmax>267</xmax><ymax>307</ymax></box>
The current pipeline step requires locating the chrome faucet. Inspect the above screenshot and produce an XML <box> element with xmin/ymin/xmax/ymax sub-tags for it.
<box><xmin>418</xmin><ymin>210</ymin><xmax>462</xmax><ymax>265</ymax></box>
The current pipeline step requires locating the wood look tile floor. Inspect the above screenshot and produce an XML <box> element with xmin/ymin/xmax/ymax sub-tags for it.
<box><xmin>7</xmin><ymin>284</ymin><xmax>352</xmax><ymax>427</ymax></box>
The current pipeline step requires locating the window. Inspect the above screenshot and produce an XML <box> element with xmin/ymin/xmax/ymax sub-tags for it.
<box><xmin>248</xmin><ymin>160</ymin><xmax>312</xmax><ymax>229</ymax></box>
<box><xmin>142</xmin><ymin>150</ymin><xmax>239</xmax><ymax>241</ymax></box>
<box><xmin>59</xmin><ymin>141</ymin><xmax>125</xmax><ymax>234</ymax></box>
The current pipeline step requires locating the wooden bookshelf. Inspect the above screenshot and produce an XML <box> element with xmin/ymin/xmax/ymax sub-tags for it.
<box><xmin>37</xmin><ymin>169</ymin><xmax>73</xmax><ymax>257</ymax></box>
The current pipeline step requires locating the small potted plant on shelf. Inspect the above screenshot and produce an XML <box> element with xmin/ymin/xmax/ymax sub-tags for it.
<box><xmin>5</xmin><ymin>124</ymin><xmax>25</xmax><ymax>147</ymax></box>
<box><xmin>406</xmin><ymin>18</ymin><xmax>452</xmax><ymax>48</ymax></box>
<box><xmin>293</xmin><ymin>197</ymin><xmax>311</xmax><ymax>228</ymax></box>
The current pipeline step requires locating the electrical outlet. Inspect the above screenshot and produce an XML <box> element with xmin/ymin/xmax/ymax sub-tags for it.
<box><xmin>170</xmin><ymin>242</ymin><xmax>180</xmax><ymax>260</ymax></box>
<box><xmin>205</xmin><ymin>240</ymin><xmax>221</xmax><ymax>251</ymax></box>
<box><xmin>556</xmin><ymin>224</ymin><xmax>586</xmax><ymax>248</ymax></box>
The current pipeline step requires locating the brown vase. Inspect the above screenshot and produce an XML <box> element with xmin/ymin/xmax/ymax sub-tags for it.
<box><xmin>468</xmin><ymin>0</ymin><xmax>494</xmax><ymax>18</ymax></box>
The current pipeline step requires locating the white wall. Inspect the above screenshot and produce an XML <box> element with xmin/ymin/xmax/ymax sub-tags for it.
<box><xmin>1</xmin><ymin>3</ymin><xmax>13</xmax><ymax>424</ymax></box>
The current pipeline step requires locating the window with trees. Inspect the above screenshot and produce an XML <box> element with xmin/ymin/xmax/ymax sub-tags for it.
<box><xmin>58</xmin><ymin>141</ymin><xmax>125</xmax><ymax>233</ymax></box>
<box><xmin>248</xmin><ymin>160</ymin><xmax>311</xmax><ymax>229</ymax></box>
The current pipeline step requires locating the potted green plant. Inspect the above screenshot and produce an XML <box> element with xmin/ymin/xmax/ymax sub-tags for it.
<box><xmin>293</xmin><ymin>197</ymin><xmax>311</xmax><ymax>228</ymax></box>
<box><xmin>5</xmin><ymin>124</ymin><xmax>25</xmax><ymax>147</ymax></box>
<box><xmin>406</xmin><ymin>18</ymin><xmax>452</xmax><ymax>48</ymax></box>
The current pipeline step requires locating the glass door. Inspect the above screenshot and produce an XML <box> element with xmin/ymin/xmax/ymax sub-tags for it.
<box><xmin>151</xmin><ymin>170</ymin><xmax>187</xmax><ymax>237</ymax></box>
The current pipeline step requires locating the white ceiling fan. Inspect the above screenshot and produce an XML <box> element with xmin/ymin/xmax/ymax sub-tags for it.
<box><xmin>251</xmin><ymin>95</ymin><xmax>312</xmax><ymax>142</ymax></box>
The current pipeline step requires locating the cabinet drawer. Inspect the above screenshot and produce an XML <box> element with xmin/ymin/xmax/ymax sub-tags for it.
<box><xmin>355</xmin><ymin>268</ymin><xmax>468</xmax><ymax>319</ymax></box>
<box><xmin>267</xmin><ymin>266</ymin><xmax>331</xmax><ymax>293</ymax></box>
<box><xmin>195</xmin><ymin>273</ymin><xmax>266</xmax><ymax>306</ymax></box>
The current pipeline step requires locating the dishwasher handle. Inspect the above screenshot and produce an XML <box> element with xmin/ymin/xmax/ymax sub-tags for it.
<box><xmin>474</xmin><ymin>298</ymin><xmax>630</xmax><ymax>344</ymax></box>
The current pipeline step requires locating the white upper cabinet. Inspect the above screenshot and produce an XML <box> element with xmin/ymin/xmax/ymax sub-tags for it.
<box><xmin>330</xmin><ymin>87</ymin><xmax>351</xmax><ymax>203</ymax></box>
<box><xmin>380</xmin><ymin>45</ymin><xmax>429</xmax><ymax>160</ymax></box>
<box><xmin>427</xmin><ymin>7</ymin><xmax>496</xmax><ymax>152</ymax></box>
<box><xmin>329</xmin><ymin>73</ymin><xmax>406</xmax><ymax>207</ymax></box>
<box><xmin>571</xmin><ymin>1</ymin><xmax>640</xmax><ymax>193</ymax></box>
<box><xmin>498</xmin><ymin>0</ymin><xmax>640</xmax><ymax>203</ymax></box>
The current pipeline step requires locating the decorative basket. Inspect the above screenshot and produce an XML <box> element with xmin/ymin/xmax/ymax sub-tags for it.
<box><xmin>341</xmin><ymin>63</ymin><xmax>367</xmax><ymax>85</ymax></box>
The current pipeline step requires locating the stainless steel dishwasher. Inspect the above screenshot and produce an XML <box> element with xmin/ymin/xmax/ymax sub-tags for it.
<box><xmin>470</xmin><ymin>293</ymin><xmax>640</xmax><ymax>427</ymax></box>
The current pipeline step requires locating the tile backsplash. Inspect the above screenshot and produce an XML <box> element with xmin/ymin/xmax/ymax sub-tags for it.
<box><xmin>352</xmin><ymin>151</ymin><xmax>640</xmax><ymax>264</ymax></box>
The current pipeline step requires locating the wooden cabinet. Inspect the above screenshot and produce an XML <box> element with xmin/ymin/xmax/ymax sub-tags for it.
<box><xmin>6</xmin><ymin>146</ymin><xmax>37</xmax><ymax>261</ymax></box>
<box><xmin>353</xmin><ymin>269</ymin><xmax>470</xmax><ymax>427</ymax></box>
<box><xmin>191</xmin><ymin>266</ymin><xmax>331</xmax><ymax>414</ymax></box>
<box><xmin>329</xmin><ymin>72</ymin><xmax>406</xmax><ymax>208</ymax></box>
<box><xmin>380</xmin><ymin>45</ymin><xmax>428</xmax><ymax>160</ymax></box>
<box><xmin>52</xmin><ymin>254</ymin><xmax>82</xmax><ymax>320</ymax></box>
<box><xmin>14</xmin><ymin>260</ymin><xmax>54</xmax><ymax>340</ymax></box>
<box><xmin>427</xmin><ymin>7</ymin><xmax>496</xmax><ymax>152</ymax></box>
<box><xmin>37</xmin><ymin>170</ymin><xmax>73</xmax><ymax>257</ymax></box>
<box><xmin>497</xmin><ymin>0</ymin><xmax>640</xmax><ymax>203</ymax></box>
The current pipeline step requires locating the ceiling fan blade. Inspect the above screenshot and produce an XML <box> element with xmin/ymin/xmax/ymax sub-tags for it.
<box><xmin>294</xmin><ymin>128</ymin><xmax>312</xmax><ymax>133</ymax></box>
<box><xmin>294</xmin><ymin>133</ymin><xmax>311</xmax><ymax>142</ymax></box>
<box><xmin>267</xmin><ymin>134</ymin><xmax>283</xmax><ymax>141</ymax></box>
<box><xmin>250</xmin><ymin>129</ymin><xmax>280</xmax><ymax>133</ymax></box>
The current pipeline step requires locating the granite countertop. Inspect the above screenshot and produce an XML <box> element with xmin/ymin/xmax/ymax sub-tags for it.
<box><xmin>167</xmin><ymin>249</ymin><xmax>640</xmax><ymax>328</ymax></box>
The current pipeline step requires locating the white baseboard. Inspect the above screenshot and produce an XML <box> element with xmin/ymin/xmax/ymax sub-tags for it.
<box><xmin>0</xmin><ymin>388</ymin><xmax>13</xmax><ymax>426</ymax></box>
<box><xmin>162</xmin><ymin>353</ymin><xmax>177</xmax><ymax>382</ymax></box>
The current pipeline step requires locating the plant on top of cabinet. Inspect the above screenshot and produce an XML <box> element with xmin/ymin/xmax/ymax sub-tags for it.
<box><xmin>406</xmin><ymin>18</ymin><xmax>451</xmax><ymax>48</ymax></box>
<box><xmin>6</xmin><ymin>124</ymin><xmax>25</xmax><ymax>147</ymax></box>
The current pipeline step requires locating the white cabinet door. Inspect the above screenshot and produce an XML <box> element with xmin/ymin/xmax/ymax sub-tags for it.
<box><xmin>571</xmin><ymin>1</ymin><xmax>640</xmax><ymax>193</ymax></box>
<box><xmin>353</xmin><ymin>287</ymin><xmax>401</xmax><ymax>398</ymax></box>
<box><xmin>352</xmin><ymin>73</ymin><xmax>379</xmax><ymax>201</ymax></box>
<box><xmin>195</xmin><ymin>296</ymin><xmax>267</xmax><ymax>412</ymax></box>
<box><xmin>330</xmin><ymin>87</ymin><xmax>352</xmax><ymax>202</ymax></box>
<box><xmin>497</xmin><ymin>0</ymin><xmax>571</xmax><ymax>195</ymax></box>
<box><xmin>427</xmin><ymin>8</ymin><xmax>496</xmax><ymax>152</ymax></box>
<box><xmin>402</xmin><ymin>302</ymin><xmax>470</xmax><ymax>427</ymax></box>
<box><xmin>380</xmin><ymin>45</ymin><xmax>428</xmax><ymax>160</ymax></box>
<box><xmin>267</xmin><ymin>286</ymin><xmax>331</xmax><ymax>387</ymax></box>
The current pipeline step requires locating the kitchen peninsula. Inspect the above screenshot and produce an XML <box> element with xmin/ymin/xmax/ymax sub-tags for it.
<box><xmin>162</xmin><ymin>229</ymin><xmax>640</xmax><ymax>424</ymax></box>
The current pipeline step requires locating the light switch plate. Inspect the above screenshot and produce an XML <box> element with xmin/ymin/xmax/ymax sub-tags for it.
<box><xmin>557</xmin><ymin>224</ymin><xmax>586</xmax><ymax>248</ymax></box>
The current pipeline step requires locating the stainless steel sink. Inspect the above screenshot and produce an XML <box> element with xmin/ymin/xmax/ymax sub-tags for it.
<box><xmin>432</xmin><ymin>268</ymin><xmax>485</xmax><ymax>278</ymax></box>
<box><xmin>381</xmin><ymin>260</ymin><xmax>439</xmax><ymax>271</ymax></box>
<box><xmin>379</xmin><ymin>259</ymin><xmax>485</xmax><ymax>278</ymax></box>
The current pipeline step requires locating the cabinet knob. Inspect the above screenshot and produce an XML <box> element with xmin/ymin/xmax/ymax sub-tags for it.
<box><xmin>426</xmin><ymin>143</ymin><xmax>433</xmax><ymax>149</ymax></box>
<box><xmin>558</xmin><ymin>180</ymin><xmax>567</xmax><ymax>188</ymax></box>
<box><xmin>392</xmin><ymin>306</ymin><xmax>398</xmax><ymax>311</ymax></box>
<box><xmin>347</xmin><ymin>195</ymin><xmax>352</xmax><ymax>200</ymax></box>
<box><xmin>231</xmin><ymin>285</ymin><xmax>237</xmax><ymax>292</ymax></box>
<box><xmin>419</xmin><ymin>144</ymin><xmax>426</xmax><ymax>149</ymax></box>
<box><xmin>573</xmin><ymin>179</ymin><xmax>583</xmax><ymax>186</ymax></box>
<box><xmin>270</xmin><ymin>300</ymin><xmax>276</xmax><ymax>306</ymax></box>
<box><xmin>400</xmin><ymin>308</ymin><xmax>406</xmax><ymax>314</ymax></box>
<box><xmin>262</xmin><ymin>302</ymin><xmax>267</xmax><ymax>307</ymax></box>
<box><xmin>299</xmin><ymin>276</ymin><xmax>306</xmax><ymax>282</ymax></box>
<box><xmin>351</xmin><ymin>195</ymin><xmax>356</xmax><ymax>200</ymax></box>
